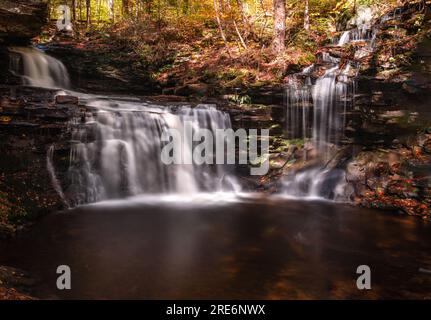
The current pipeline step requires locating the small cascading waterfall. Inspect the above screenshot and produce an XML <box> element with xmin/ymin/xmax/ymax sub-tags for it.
<box><xmin>286</xmin><ymin>60</ymin><xmax>357</xmax><ymax>156</ymax></box>
<box><xmin>284</xmin><ymin>63</ymin><xmax>355</xmax><ymax>200</ymax></box>
<box><xmin>8</xmin><ymin>47</ymin><xmax>71</xmax><ymax>89</ymax></box>
<box><xmin>337</xmin><ymin>28</ymin><xmax>376</xmax><ymax>46</ymax></box>
<box><xmin>67</xmin><ymin>99</ymin><xmax>240</xmax><ymax>206</ymax></box>
<box><xmin>47</xmin><ymin>145</ymin><xmax>70</xmax><ymax>208</ymax></box>
<box><xmin>283</xmin><ymin>8</ymin><xmax>377</xmax><ymax>200</ymax></box>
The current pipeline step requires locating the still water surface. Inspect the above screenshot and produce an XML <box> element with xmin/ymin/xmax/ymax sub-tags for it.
<box><xmin>1</xmin><ymin>195</ymin><xmax>430</xmax><ymax>299</ymax></box>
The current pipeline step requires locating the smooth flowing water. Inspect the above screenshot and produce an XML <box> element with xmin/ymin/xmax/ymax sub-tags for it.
<box><xmin>283</xmin><ymin>8</ymin><xmax>377</xmax><ymax>200</ymax></box>
<box><xmin>67</xmin><ymin>99</ymin><xmax>240</xmax><ymax>206</ymax></box>
<box><xmin>9</xmin><ymin>46</ymin><xmax>240</xmax><ymax>206</ymax></box>
<box><xmin>9</xmin><ymin>47</ymin><xmax>71</xmax><ymax>89</ymax></box>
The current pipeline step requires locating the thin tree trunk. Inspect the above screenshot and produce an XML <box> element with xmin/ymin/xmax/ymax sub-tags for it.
<box><xmin>79</xmin><ymin>0</ymin><xmax>83</xmax><ymax>21</ymax></box>
<box><xmin>304</xmin><ymin>0</ymin><xmax>310</xmax><ymax>31</ymax></box>
<box><xmin>109</xmin><ymin>0</ymin><xmax>115</xmax><ymax>22</ymax></box>
<box><xmin>146</xmin><ymin>0</ymin><xmax>152</xmax><ymax>15</ymax></box>
<box><xmin>233</xmin><ymin>20</ymin><xmax>247</xmax><ymax>49</ymax></box>
<box><xmin>227</xmin><ymin>0</ymin><xmax>247</xmax><ymax>49</ymax></box>
<box><xmin>97</xmin><ymin>0</ymin><xmax>101</xmax><ymax>22</ymax></box>
<box><xmin>47</xmin><ymin>0</ymin><xmax>51</xmax><ymax>20</ymax></box>
<box><xmin>157</xmin><ymin>0</ymin><xmax>161</xmax><ymax>29</ymax></box>
<box><xmin>71</xmin><ymin>0</ymin><xmax>77</xmax><ymax>21</ymax></box>
<box><xmin>86</xmin><ymin>0</ymin><xmax>91</xmax><ymax>25</ymax></box>
<box><xmin>272</xmin><ymin>0</ymin><xmax>286</xmax><ymax>54</ymax></box>
<box><xmin>214</xmin><ymin>0</ymin><xmax>231</xmax><ymax>56</ymax></box>
<box><xmin>122</xmin><ymin>0</ymin><xmax>129</xmax><ymax>16</ymax></box>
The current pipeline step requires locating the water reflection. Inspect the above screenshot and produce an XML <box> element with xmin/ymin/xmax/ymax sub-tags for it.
<box><xmin>0</xmin><ymin>198</ymin><xmax>430</xmax><ymax>299</ymax></box>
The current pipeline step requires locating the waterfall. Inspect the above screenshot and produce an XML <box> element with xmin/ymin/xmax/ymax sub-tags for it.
<box><xmin>6</xmin><ymin>47</ymin><xmax>241</xmax><ymax>205</ymax></box>
<box><xmin>67</xmin><ymin>99</ymin><xmax>240</xmax><ymax>206</ymax></box>
<box><xmin>8</xmin><ymin>47</ymin><xmax>71</xmax><ymax>89</ymax></box>
<box><xmin>284</xmin><ymin>63</ymin><xmax>353</xmax><ymax>200</ymax></box>
<box><xmin>338</xmin><ymin>31</ymin><xmax>351</xmax><ymax>46</ymax></box>
<box><xmin>337</xmin><ymin>28</ymin><xmax>375</xmax><ymax>46</ymax></box>
<box><xmin>283</xmin><ymin>8</ymin><xmax>377</xmax><ymax>200</ymax></box>
<box><xmin>47</xmin><ymin>145</ymin><xmax>70</xmax><ymax>208</ymax></box>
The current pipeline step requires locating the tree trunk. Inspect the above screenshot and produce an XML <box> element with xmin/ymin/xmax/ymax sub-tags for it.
<box><xmin>97</xmin><ymin>0</ymin><xmax>101</xmax><ymax>22</ymax></box>
<box><xmin>272</xmin><ymin>0</ymin><xmax>286</xmax><ymax>54</ymax></box>
<box><xmin>71</xmin><ymin>0</ymin><xmax>76</xmax><ymax>21</ymax></box>
<box><xmin>135</xmin><ymin>0</ymin><xmax>139</xmax><ymax>19</ymax></box>
<box><xmin>304</xmin><ymin>0</ymin><xmax>310</xmax><ymax>31</ymax></box>
<box><xmin>122</xmin><ymin>0</ymin><xmax>129</xmax><ymax>16</ymax></box>
<box><xmin>214</xmin><ymin>0</ymin><xmax>231</xmax><ymax>56</ymax></box>
<box><xmin>79</xmin><ymin>0</ymin><xmax>83</xmax><ymax>21</ymax></box>
<box><xmin>109</xmin><ymin>0</ymin><xmax>115</xmax><ymax>22</ymax></box>
<box><xmin>146</xmin><ymin>0</ymin><xmax>152</xmax><ymax>14</ymax></box>
<box><xmin>226</xmin><ymin>0</ymin><xmax>247</xmax><ymax>49</ymax></box>
<box><xmin>86</xmin><ymin>0</ymin><xmax>91</xmax><ymax>25</ymax></box>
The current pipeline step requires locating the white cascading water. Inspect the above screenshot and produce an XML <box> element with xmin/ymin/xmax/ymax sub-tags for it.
<box><xmin>284</xmin><ymin>7</ymin><xmax>376</xmax><ymax>200</ymax></box>
<box><xmin>9</xmin><ymin>47</ymin><xmax>240</xmax><ymax>206</ymax></box>
<box><xmin>337</xmin><ymin>6</ymin><xmax>374</xmax><ymax>46</ymax></box>
<box><xmin>47</xmin><ymin>145</ymin><xmax>70</xmax><ymax>207</ymax></box>
<box><xmin>8</xmin><ymin>47</ymin><xmax>71</xmax><ymax>89</ymax></box>
<box><xmin>67</xmin><ymin>100</ymin><xmax>240</xmax><ymax>206</ymax></box>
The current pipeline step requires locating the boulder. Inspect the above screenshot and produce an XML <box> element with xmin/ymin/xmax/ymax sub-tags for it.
<box><xmin>0</xmin><ymin>0</ymin><xmax>47</xmax><ymax>44</ymax></box>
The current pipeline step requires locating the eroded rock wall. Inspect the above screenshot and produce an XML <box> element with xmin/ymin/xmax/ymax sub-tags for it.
<box><xmin>0</xmin><ymin>0</ymin><xmax>48</xmax><ymax>44</ymax></box>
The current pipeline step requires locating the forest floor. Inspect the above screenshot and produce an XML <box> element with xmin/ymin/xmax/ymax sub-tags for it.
<box><xmin>38</xmin><ymin>16</ymin><xmax>323</xmax><ymax>98</ymax></box>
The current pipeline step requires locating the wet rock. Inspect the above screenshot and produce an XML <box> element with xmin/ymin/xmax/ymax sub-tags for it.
<box><xmin>346</xmin><ymin>161</ymin><xmax>366</xmax><ymax>182</ymax></box>
<box><xmin>161</xmin><ymin>87</ymin><xmax>176</xmax><ymax>95</ymax></box>
<box><xmin>354</xmin><ymin>47</ymin><xmax>373</xmax><ymax>60</ymax></box>
<box><xmin>188</xmin><ymin>83</ymin><xmax>209</xmax><ymax>95</ymax></box>
<box><xmin>346</xmin><ymin>139</ymin><xmax>431</xmax><ymax>219</ymax></box>
<box><xmin>0</xmin><ymin>0</ymin><xmax>47</xmax><ymax>44</ymax></box>
<box><xmin>402</xmin><ymin>81</ymin><xmax>420</xmax><ymax>94</ymax></box>
<box><xmin>174</xmin><ymin>83</ymin><xmax>209</xmax><ymax>96</ymax></box>
<box><xmin>423</xmin><ymin>139</ymin><xmax>431</xmax><ymax>154</ymax></box>
<box><xmin>55</xmin><ymin>95</ymin><xmax>79</xmax><ymax>105</ymax></box>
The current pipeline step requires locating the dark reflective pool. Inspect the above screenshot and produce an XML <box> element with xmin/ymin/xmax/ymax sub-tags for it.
<box><xmin>1</xmin><ymin>196</ymin><xmax>430</xmax><ymax>299</ymax></box>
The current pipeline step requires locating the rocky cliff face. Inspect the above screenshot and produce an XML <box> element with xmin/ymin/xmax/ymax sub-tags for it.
<box><xmin>0</xmin><ymin>0</ymin><xmax>47</xmax><ymax>44</ymax></box>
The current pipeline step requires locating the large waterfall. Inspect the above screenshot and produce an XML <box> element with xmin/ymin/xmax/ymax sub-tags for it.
<box><xmin>67</xmin><ymin>99</ymin><xmax>240</xmax><ymax>205</ymax></box>
<box><xmin>8</xmin><ymin>46</ymin><xmax>240</xmax><ymax>206</ymax></box>
<box><xmin>9</xmin><ymin>47</ymin><xmax>71</xmax><ymax>89</ymax></box>
<box><xmin>283</xmin><ymin>8</ymin><xmax>376</xmax><ymax>200</ymax></box>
